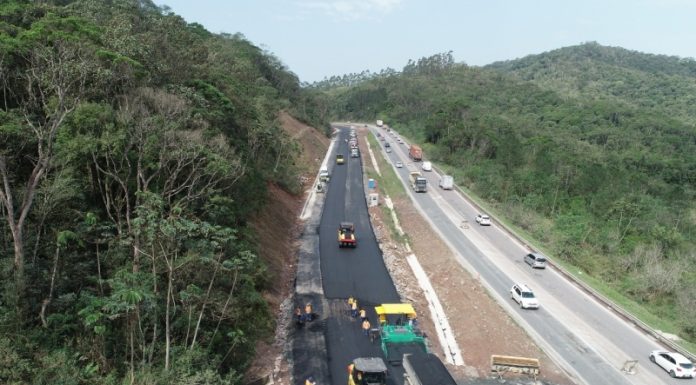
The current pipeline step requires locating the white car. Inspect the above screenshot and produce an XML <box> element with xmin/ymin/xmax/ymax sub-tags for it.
<box><xmin>650</xmin><ymin>350</ymin><xmax>696</xmax><ymax>378</ymax></box>
<box><xmin>510</xmin><ymin>284</ymin><xmax>539</xmax><ymax>309</ymax></box>
<box><xmin>395</xmin><ymin>161</ymin><xmax>403</xmax><ymax>168</ymax></box>
<box><xmin>421</xmin><ymin>161</ymin><xmax>432</xmax><ymax>171</ymax></box>
<box><xmin>475</xmin><ymin>214</ymin><xmax>491</xmax><ymax>226</ymax></box>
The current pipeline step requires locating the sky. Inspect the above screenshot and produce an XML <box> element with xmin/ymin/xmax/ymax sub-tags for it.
<box><xmin>153</xmin><ymin>0</ymin><xmax>696</xmax><ymax>83</ymax></box>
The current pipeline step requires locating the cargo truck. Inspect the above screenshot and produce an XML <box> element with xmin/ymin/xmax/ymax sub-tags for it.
<box><xmin>409</xmin><ymin>145</ymin><xmax>422</xmax><ymax>161</ymax></box>
<box><xmin>409</xmin><ymin>172</ymin><xmax>427</xmax><ymax>193</ymax></box>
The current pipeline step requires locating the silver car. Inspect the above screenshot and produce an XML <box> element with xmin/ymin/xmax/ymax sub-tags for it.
<box><xmin>524</xmin><ymin>252</ymin><xmax>547</xmax><ymax>269</ymax></box>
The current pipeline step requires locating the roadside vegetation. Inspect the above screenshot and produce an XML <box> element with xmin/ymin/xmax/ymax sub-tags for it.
<box><xmin>0</xmin><ymin>1</ymin><xmax>327</xmax><ymax>384</ymax></box>
<box><xmin>320</xmin><ymin>47</ymin><xmax>696</xmax><ymax>347</ymax></box>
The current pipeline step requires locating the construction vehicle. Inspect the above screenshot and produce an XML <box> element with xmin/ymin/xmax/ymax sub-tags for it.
<box><xmin>409</xmin><ymin>172</ymin><xmax>427</xmax><ymax>193</ymax></box>
<box><xmin>347</xmin><ymin>357</ymin><xmax>388</xmax><ymax>385</ymax></box>
<box><xmin>338</xmin><ymin>222</ymin><xmax>357</xmax><ymax>248</ymax></box>
<box><xmin>408</xmin><ymin>145</ymin><xmax>422</xmax><ymax>161</ymax></box>
<box><xmin>403</xmin><ymin>352</ymin><xmax>457</xmax><ymax>385</ymax></box>
<box><xmin>375</xmin><ymin>304</ymin><xmax>427</xmax><ymax>365</ymax></box>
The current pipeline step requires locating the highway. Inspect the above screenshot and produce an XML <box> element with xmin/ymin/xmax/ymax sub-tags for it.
<box><xmin>371</xmin><ymin>125</ymin><xmax>687</xmax><ymax>385</ymax></box>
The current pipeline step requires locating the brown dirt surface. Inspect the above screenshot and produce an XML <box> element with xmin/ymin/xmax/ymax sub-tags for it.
<box><xmin>358</xmin><ymin>126</ymin><xmax>575</xmax><ymax>385</ymax></box>
<box><xmin>245</xmin><ymin>112</ymin><xmax>328</xmax><ymax>384</ymax></box>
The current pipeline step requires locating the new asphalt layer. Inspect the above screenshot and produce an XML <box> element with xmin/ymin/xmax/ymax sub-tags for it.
<box><xmin>291</xmin><ymin>126</ymin><xmax>455</xmax><ymax>385</ymax></box>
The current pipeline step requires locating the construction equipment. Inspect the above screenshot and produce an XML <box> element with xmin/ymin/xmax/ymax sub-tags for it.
<box><xmin>403</xmin><ymin>352</ymin><xmax>457</xmax><ymax>385</ymax></box>
<box><xmin>338</xmin><ymin>222</ymin><xmax>357</xmax><ymax>248</ymax></box>
<box><xmin>347</xmin><ymin>357</ymin><xmax>388</xmax><ymax>385</ymax></box>
<box><xmin>490</xmin><ymin>355</ymin><xmax>540</xmax><ymax>380</ymax></box>
<box><xmin>374</xmin><ymin>304</ymin><xmax>427</xmax><ymax>365</ymax></box>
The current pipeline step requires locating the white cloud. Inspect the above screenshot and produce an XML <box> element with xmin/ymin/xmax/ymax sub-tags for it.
<box><xmin>296</xmin><ymin>0</ymin><xmax>403</xmax><ymax>21</ymax></box>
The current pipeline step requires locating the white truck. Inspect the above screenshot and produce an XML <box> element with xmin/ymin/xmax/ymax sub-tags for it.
<box><xmin>439</xmin><ymin>175</ymin><xmax>453</xmax><ymax>190</ymax></box>
<box><xmin>376</xmin><ymin>119</ymin><xmax>383</xmax><ymax>127</ymax></box>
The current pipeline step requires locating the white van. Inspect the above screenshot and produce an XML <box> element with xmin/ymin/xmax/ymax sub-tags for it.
<box><xmin>439</xmin><ymin>175</ymin><xmax>453</xmax><ymax>190</ymax></box>
<box><xmin>421</xmin><ymin>161</ymin><xmax>432</xmax><ymax>171</ymax></box>
<box><xmin>319</xmin><ymin>167</ymin><xmax>329</xmax><ymax>182</ymax></box>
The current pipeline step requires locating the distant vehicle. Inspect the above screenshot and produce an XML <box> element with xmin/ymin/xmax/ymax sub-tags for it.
<box><xmin>409</xmin><ymin>171</ymin><xmax>427</xmax><ymax>193</ymax></box>
<box><xmin>386</xmin><ymin>147</ymin><xmax>392</xmax><ymax>153</ymax></box>
<box><xmin>510</xmin><ymin>284</ymin><xmax>539</xmax><ymax>309</ymax></box>
<box><xmin>439</xmin><ymin>175</ymin><xmax>453</xmax><ymax>190</ymax></box>
<box><xmin>351</xmin><ymin>148</ymin><xmax>359</xmax><ymax>158</ymax></box>
<box><xmin>397</xmin><ymin>138</ymin><xmax>403</xmax><ymax>143</ymax></box>
<box><xmin>338</xmin><ymin>222</ymin><xmax>357</xmax><ymax>248</ymax></box>
<box><xmin>524</xmin><ymin>252</ymin><xmax>547</xmax><ymax>269</ymax></box>
<box><xmin>409</xmin><ymin>145</ymin><xmax>422</xmax><ymax>161</ymax></box>
<box><xmin>319</xmin><ymin>167</ymin><xmax>330</xmax><ymax>182</ymax></box>
<box><xmin>421</xmin><ymin>161</ymin><xmax>432</xmax><ymax>171</ymax></box>
<box><xmin>395</xmin><ymin>161</ymin><xmax>403</xmax><ymax>168</ymax></box>
<box><xmin>475</xmin><ymin>214</ymin><xmax>491</xmax><ymax>226</ymax></box>
<box><xmin>376</xmin><ymin>119</ymin><xmax>383</xmax><ymax>127</ymax></box>
<box><xmin>384</xmin><ymin>142</ymin><xmax>390</xmax><ymax>148</ymax></box>
<box><xmin>650</xmin><ymin>350</ymin><xmax>695</xmax><ymax>378</ymax></box>
<box><xmin>336</xmin><ymin>154</ymin><xmax>345</xmax><ymax>164</ymax></box>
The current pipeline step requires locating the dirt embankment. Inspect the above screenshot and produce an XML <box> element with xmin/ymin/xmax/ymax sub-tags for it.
<box><xmin>246</xmin><ymin>112</ymin><xmax>329</xmax><ymax>383</ymax></box>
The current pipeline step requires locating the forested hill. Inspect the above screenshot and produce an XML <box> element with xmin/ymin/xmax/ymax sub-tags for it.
<box><xmin>0</xmin><ymin>1</ymin><xmax>326</xmax><ymax>384</ymax></box>
<box><xmin>486</xmin><ymin>42</ymin><xmax>696</xmax><ymax>125</ymax></box>
<box><xmin>327</xmin><ymin>50</ymin><xmax>696</xmax><ymax>345</ymax></box>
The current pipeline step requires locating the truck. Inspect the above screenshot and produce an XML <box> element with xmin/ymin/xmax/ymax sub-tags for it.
<box><xmin>403</xmin><ymin>352</ymin><xmax>457</xmax><ymax>385</ymax></box>
<box><xmin>338</xmin><ymin>222</ymin><xmax>357</xmax><ymax>248</ymax></box>
<box><xmin>408</xmin><ymin>145</ymin><xmax>422</xmax><ymax>162</ymax></box>
<box><xmin>438</xmin><ymin>175</ymin><xmax>453</xmax><ymax>190</ymax></box>
<box><xmin>347</xmin><ymin>357</ymin><xmax>388</xmax><ymax>385</ymax></box>
<box><xmin>376</xmin><ymin>120</ymin><xmax>383</xmax><ymax>127</ymax></box>
<box><xmin>409</xmin><ymin>172</ymin><xmax>427</xmax><ymax>193</ymax></box>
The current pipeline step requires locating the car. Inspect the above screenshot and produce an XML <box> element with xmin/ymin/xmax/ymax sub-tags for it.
<box><xmin>386</xmin><ymin>147</ymin><xmax>392</xmax><ymax>153</ymax></box>
<box><xmin>524</xmin><ymin>252</ymin><xmax>547</xmax><ymax>269</ymax></box>
<box><xmin>384</xmin><ymin>142</ymin><xmax>390</xmax><ymax>148</ymax></box>
<box><xmin>650</xmin><ymin>351</ymin><xmax>696</xmax><ymax>378</ymax></box>
<box><xmin>336</xmin><ymin>154</ymin><xmax>345</xmax><ymax>165</ymax></box>
<box><xmin>510</xmin><ymin>284</ymin><xmax>539</xmax><ymax>309</ymax></box>
<box><xmin>421</xmin><ymin>161</ymin><xmax>432</xmax><ymax>171</ymax></box>
<box><xmin>395</xmin><ymin>161</ymin><xmax>403</xmax><ymax>168</ymax></box>
<box><xmin>475</xmin><ymin>214</ymin><xmax>491</xmax><ymax>226</ymax></box>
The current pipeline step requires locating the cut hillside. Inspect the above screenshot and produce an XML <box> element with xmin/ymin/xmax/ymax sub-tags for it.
<box><xmin>246</xmin><ymin>113</ymin><xmax>329</xmax><ymax>382</ymax></box>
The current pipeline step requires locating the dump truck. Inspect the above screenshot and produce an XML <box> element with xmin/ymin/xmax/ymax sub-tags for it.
<box><xmin>409</xmin><ymin>172</ymin><xmax>427</xmax><ymax>193</ymax></box>
<box><xmin>338</xmin><ymin>222</ymin><xmax>357</xmax><ymax>248</ymax></box>
<box><xmin>375</xmin><ymin>304</ymin><xmax>428</xmax><ymax>365</ymax></box>
<box><xmin>403</xmin><ymin>352</ymin><xmax>457</xmax><ymax>385</ymax></box>
<box><xmin>347</xmin><ymin>357</ymin><xmax>388</xmax><ymax>385</ymax></box>
<box><xmin>408</xmin><ymin>145</ymin><xmax>422</xmax><ymax>161</ymax></box>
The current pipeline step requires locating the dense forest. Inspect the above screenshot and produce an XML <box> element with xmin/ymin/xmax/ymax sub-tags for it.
<box><xmin>323</xmin><ymin>47</ymin><xmax>696</xmax><ymax>343</ymax></box>
<box><xmin>0</xmin><ymin>1</ymin><xmax>327</xmax><ymax>384</ymax></box>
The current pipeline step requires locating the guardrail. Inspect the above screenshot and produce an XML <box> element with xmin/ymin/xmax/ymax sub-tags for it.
<box><xmin>428</xmin><ymin>162</ymin><xmax>696</xmax><ymax>363</ymax></box>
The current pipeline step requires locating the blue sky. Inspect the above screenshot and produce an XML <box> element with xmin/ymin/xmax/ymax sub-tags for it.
<box><xmin>153</xmin><ymin>0</ymin><xmax>696</xmax><ymax>83</ymax></box>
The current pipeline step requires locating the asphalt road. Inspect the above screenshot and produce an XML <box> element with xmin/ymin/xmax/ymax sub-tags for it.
<box><xmin>373</xmin><ymin>126</ymin><xmax>687</xmax><ymax>385</ymax></box>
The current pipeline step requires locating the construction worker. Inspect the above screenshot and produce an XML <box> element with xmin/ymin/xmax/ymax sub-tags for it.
<box><xmin>305</xmin><ymin>302</ymin><xmax>313</xmax><ymax>322</ymax></box>
<box><xmin>361</xmin><ymin>318</ymin><xmax>371</xmax><ymax>336</ymax></box>
<box><xmin>295</xmin><ymin>307</ymin><xmax>304</xmax><ymax>325</ymax></box>
<box><xmin>359</xmin><ymin>308</ymin><xmax>367</xmax><ymax>322</ymax></box>
<box><xmin>351</xmin><ymin>300</ymin><xmax>358</xmax><ymax>318</ymax></box>
<box><xmin>347</xmin><ymin>296</ymin><xmax>355</xmax><ymax>309</ymax></box>
<box><xmin>305</xmin><ymin>376</ymin><xmax>316</xmax><ymax>385</ymax></box>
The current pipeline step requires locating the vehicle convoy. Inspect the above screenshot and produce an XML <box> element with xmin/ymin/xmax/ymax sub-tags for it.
<box><xmin>650</xmin><ymin>350</ymin><xmax>696</xmax><ymax>378</ymax></box>
<box><xmin>409</xmin><ymin>172</ymin><xmax>427</xmax><ymax>193</ymax></box>
<box><xmin>375</xmin><ymin>304</ymin><xmax>427</xmax><ymax>365</ymax></box>
<box><xmin>439</xmin><ymin>175</ymin><xmax>453</xmax><ymax>190</ymax></box>
<box><xmin>408</xmin><ymin>145</ymin><xmax>422</xmax><ymax>161</ymax></box>
<box><xmin>338</xmin><ymin>222</ymin><xmax>357</xmax><ymax>248</ymax></box>
<box><xmin>347</xmin><ymin>357</ymin><xmax>388</xmax><ymax>385</ymax></box>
